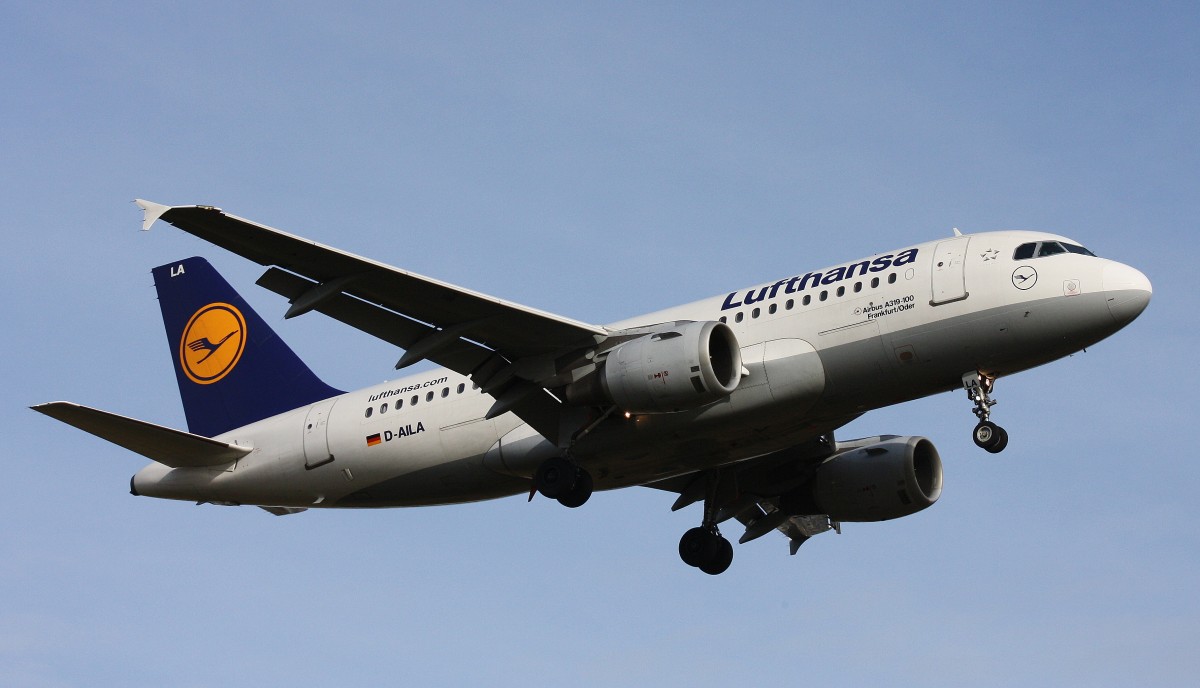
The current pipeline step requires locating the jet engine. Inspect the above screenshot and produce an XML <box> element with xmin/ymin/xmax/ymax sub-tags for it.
<box><xmin>565</xmin><ymin>320</ymin><xmax>742</xmax><ymax>413</ymax></box>
<box><xmin>781</xmin><ymin>436</ymin><xmax>943</xmax><ymax>522</ymax></box>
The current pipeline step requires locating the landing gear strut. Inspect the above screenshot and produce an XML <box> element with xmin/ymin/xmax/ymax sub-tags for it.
<box><xmin>963</xmin><ymin>371</ymin><xmax>1008</xmax><ymax>453</ymax></box>
<box><xmin>678</xmin><ymin>472</ymin><xmax>734</xmax><ymax>575</ymax></box>
<box><xmin>532</xmin><ymin>456</ymin><xmax>593</xmax><ymax>508</ymax></box>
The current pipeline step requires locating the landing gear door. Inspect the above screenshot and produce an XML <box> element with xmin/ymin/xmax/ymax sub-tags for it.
<box><xmin>303</xmin><ymin>399</ymin><xmax>337</xmax><ymax>469</ymax></box>
<box><xmin>930</xmin><ymin>236</ymin><xmax>970</xmax><ymax>305</ymax></box>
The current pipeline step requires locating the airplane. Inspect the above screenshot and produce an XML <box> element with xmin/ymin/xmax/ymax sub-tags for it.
<box><xmin>32</xmin><ymin>200</ymin><xmax>1152</xmax><ymax>574</ymax></box>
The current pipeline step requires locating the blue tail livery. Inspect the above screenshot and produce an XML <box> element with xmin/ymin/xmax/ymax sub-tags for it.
<box><xmin>152</xmin><ymin>257</ymin><xmax>342</xmax><ymax>437</ymax></box>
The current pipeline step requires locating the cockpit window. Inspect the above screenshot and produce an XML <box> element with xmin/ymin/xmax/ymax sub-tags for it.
<box><xmin>1014</xmin><ymin>240</ymin><xmax>1097</xmax><ymax>260</ymax></box>
<box><xmin>1037</xmin><ymin>241</ymin><xmax>1066</xmax><ymax>257</ymax></box>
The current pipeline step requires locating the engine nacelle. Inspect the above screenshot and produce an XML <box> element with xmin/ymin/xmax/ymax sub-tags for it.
<box><xmin>797</xmin><ymin>436</ymin><xmax>943</xmax><ymax>522</ymax></box>
<box><xmin>567</xmin><ymin>321</ymin><xmax>742</xmax><ymax>413</ymax></box>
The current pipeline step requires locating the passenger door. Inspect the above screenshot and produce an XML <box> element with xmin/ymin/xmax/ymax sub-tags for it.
<box><xmin>930</xmin><ymin>237</ymin><xmax>970</xmax><ymax>305</ymax></box>
<box><xmin>302</xmin><ymin>399</ymin><xmax>337</xmax><ymax>469</ymax></box>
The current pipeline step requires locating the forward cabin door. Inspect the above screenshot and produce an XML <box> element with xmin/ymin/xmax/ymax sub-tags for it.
<box><xmin>930</xmin><ymin>236</ymin><xmax>970</xmax><ymax>305</ymax></box>
<box><xmin>303</xmin><ymin>399</ymin><xmax>337</xmax><ymax>469</ymax></box>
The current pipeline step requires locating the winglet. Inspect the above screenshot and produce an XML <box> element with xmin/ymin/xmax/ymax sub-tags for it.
<box><xmin>135</xmin><ymin>199</ymin><xmax>173</xmax><ymax>231</ymax></box>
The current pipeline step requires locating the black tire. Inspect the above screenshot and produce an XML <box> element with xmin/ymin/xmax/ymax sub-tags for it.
<box><xmin>699</xmin><ymin>536</ymin><xmax>734</xmax><ymax>575</ymax></box>
<box><xmin>679</xmin><ymin>527</ymin><xmax>719</xmax><ymax>568</ymax></box>
<box><xmin>557</xmin><ymin>469</ymin><xmax>593</xmax><ymax>508</ymax></box>
<box><xmin>534</xmin><ymin>457</ymin><xmax>578</xmax><ymax>499</ymax></box>
<box><xmin>973</xmin><ymin>421</ymin><xmax>1000</xmax><ymax>450</ymax></box>
<box><xmin>986</xmin><ymin>426</ymin><xmax>1009</xmax><ymax>454</ymax></box>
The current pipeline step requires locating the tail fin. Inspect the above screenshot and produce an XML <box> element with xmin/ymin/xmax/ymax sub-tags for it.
<box><xmin>153</xmin><ymin>257</ymin><xmax>343</xmax><ymax>437</ymax></box>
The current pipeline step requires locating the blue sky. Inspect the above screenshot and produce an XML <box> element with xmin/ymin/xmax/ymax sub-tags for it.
<box><xmin>3</xmin><ymin>2</ymin><xmax>1197</xmax><ymax>686</ymax></box>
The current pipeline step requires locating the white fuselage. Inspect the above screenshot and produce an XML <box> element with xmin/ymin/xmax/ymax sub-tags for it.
<box><xmin>132</xmin><ymin>230</ymin><xmax>1151</xmax><ymax>509</ymax></box>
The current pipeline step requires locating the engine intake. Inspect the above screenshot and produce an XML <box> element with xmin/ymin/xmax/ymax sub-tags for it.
<box><xmin>565</xmin><ymin>321</ymin><xmax>742</xmax><ymax>413</ymax></box>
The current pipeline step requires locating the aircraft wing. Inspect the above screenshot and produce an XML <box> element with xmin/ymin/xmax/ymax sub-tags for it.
<box><xmin>32</xmin><ymin>402</ymin><xmax>251</xmax><ymax>468</ymax></box>
<box><xmin>645</xmin><ymin>431</ymin><xmax>845</xmax><ymax>554</ymax></box>
<box><xmin>137</xmin><ymin>200</ymin><xmax>611</xmax><ymax>442</ymax></box>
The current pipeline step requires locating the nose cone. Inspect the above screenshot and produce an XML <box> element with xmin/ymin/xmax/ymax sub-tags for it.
<box><xmin>1103</xmin><ymin>262</ymin><xmax>1152</xmax><ymax>326</ymax></box>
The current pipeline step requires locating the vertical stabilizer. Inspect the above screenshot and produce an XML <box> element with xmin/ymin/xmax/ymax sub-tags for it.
<box><xmin>153</xmin><ymin>257</ymin><xmax>342</xmax><ymax>437</ymax></box>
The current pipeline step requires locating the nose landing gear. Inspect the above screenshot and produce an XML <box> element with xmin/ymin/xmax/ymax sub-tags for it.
<box><xmin>964</xmin><ymin>371</ymin><xmax>1008</xmax><ymax>453</ymax></box>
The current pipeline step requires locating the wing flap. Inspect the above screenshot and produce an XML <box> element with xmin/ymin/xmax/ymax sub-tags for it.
<box><xmin>256</xmin><ymin>267</ymin><xmax>493</xmax><ymax>376</ymax></box>
<box><xmin>32</xmin><ymin>402</ymin><xmax>251</xmax><ymax>468</ymax></box>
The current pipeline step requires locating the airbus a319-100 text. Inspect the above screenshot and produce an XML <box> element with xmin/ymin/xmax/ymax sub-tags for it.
<box><xmin>33</xmin><ymin>201</ymin><xmax>1152</xmax><ymax>574</ymax></box>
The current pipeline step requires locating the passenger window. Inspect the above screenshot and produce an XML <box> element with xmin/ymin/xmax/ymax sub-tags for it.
<box><xmin>1013</xmin><ymin>243</ymin><xmax>1036</xmax><ymax>260</ymax></box>
<box><xmin>457</xmin><ymin>383</ymin><xmax>465</xmax><ymax>394</ymax></box>
<box><xmin>752</xmin><ymin>307</ymin><xmax>760</xmax><ymax>319</ymax></box>
<box><xmin>735</xmin><ymin>312</ymin><xmax>744</xmax><ymax>323</ymax></box>
<box><xmin>719</xmin><ymin>316</ymin><xmax>727</xmax><ymax>323</ymax></box>
<box><xmin>854</xmin><ymin>282</ymin><xmax>862</xmax><ymax>293</ymax></box>
<box><xmin>441</xmin><ymin>388</ymin><xmax>449</xmax><ymax>398</ymax></box>
<box><xmin>411</xmin><ymin>395</ymin><xmax>418</xmax><ymax>406</ymax></box>
<box><xmin>785</xmin><ymin>299</ymin><xmax>794</xmax><ymax>310</ymax></box>
<box><xmin>768</xmin><ymin>303</ymin><xmax>777</xmax><ymax>315</ymax></box>
<box><xmin>364</xmin><ymin>407</ymin><xmax>372</xmax><ymax>418</ymax></box>
<box><xmin>819</xmin><ymin>291</ymin><xmax>828</xmax><ymax>302</ymax></box>
<box><xmin>871</xmin><ymin>277</ymin><xmax>879</xmax><ymax>288</ymax></box>
<box><xmin>802</xmin><ymin>295</ymin><xmax>811</xmax><ymax>306</ymax></box>
<box><xmin>888</xmin><ymin>273</ymin><xmax>897</xmax><ymax>284</ymax></box>
<box><xmin>426</xmin><ymin>391</ymin><xmax>434</xmax><ymax>402</ymax></box>
<box><xmin>380</xmin><ymin>403</ymin><xmax>388</xmax><ymax>414</ymax></box>
<box><xmin>396</xmin><ymin>399</ymin><xmax>403</xmax><ymax>409</ymax></box>
<box><xmin>1038</xmin><ymin>242</ymin><xmax>1066</xmax><ymax>257</ymax></box>
<box><xmin>836</xmin><ymin>286</ymin><xmax>845</xmax><ymax>297</ymax></box>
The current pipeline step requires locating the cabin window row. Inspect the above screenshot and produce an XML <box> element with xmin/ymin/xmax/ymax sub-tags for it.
<box><xmin>363</xmin><ymin>382</ymin><xmax>479</xmax><ymax>418</ymax></box>
<box><xmin>719</xmin><ymin>272</ymin><xmax>899</xmax><ymax>324</ymax></box>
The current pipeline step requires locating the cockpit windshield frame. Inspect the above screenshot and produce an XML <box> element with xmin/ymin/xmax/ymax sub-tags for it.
<box><xmin>1013</xmin><ymin>241</ymin><xmax>1097</xmax><ymax>260</ymax></box>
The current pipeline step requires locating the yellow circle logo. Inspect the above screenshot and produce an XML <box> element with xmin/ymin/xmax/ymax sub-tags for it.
<box><xmin>179</xmin><ymin>303</ymin><xmax>247</xmax><ymax>385</ymax></box>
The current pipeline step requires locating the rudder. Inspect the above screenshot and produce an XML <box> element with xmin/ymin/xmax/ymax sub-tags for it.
<box><xmin>153</xmin><ymin>257</ymin><xmax>343</xmax><ymax>437</ymax></box>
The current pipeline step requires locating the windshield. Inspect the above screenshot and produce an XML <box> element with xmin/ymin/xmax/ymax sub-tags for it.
<box><xmin>1013</xmin><ymin>241</ymin><xmax>1096</xmax><ymax>260</ymax></box>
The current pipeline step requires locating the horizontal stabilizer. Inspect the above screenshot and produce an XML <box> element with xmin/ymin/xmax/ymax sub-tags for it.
<box><xmin>31</xmin><ymin>402</ymin><xmax>251</xmax><ymax>468</ymax></box>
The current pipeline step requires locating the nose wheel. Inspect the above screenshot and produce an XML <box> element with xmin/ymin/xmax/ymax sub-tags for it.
<box><xmin>972</xmin><ymin>419</ymin><xmax>1008</xmax><ymax>453</ymax></box>
<box><xmin>964</xmin><ymin>371</ymin><xmax>1008</xmax><ymax>453</ymax></box>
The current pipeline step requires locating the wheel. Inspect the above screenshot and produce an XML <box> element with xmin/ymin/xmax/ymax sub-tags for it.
<box><xmin>985</xmin><ymin>426</ymin><xmax>1009</xmax><ymax>454</ymax></box>
<box><xmin>534</xmin><ymin>457</ymin><xmax>578</xmax><ymax>499</ymax></box>
<box><xmin>699</xmin><ymin>536</ymin><xmax>734</xmax><ymax>575</ymax></box>
<box><xmin>532</xmin><ymin>456</ymin><xmax>578</xmax><ymax>499</ymax></box>
<box><xmin>556</xmin><ymin>469</ymin><xmax>593</xmax><ymax>508</ymax></box>
<box><xmin>679</xmin><ymin>527</ymin><xmax>720</xmax><ymax>568</ymax></box>
<box><xmin>973</xmin><ymin>421</ymin><xmax>1001</xmax><ymax>450</ymax></box>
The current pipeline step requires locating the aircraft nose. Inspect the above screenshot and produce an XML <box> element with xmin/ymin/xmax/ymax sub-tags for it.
<box><xmin>1102</xmin><ymin>262</ymin><xmax>1152</xmax><ymax>326</ymax></box>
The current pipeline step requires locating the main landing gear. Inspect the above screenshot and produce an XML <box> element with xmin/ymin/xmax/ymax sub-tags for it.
<box><xmin>679</xmin><ymin>526</ymin><xmax>734</xmax><ymax>575</ymax></box>
<box><xmin>963</xmin><ymin>371</ymin><xmax>1008</xmax><ymax>453</ymax></box>
<box><xmin>678</xmin><ymin>471</ymin><xmax>734</xmax><ymax>575</ymax></box>
<box><xmin>531</xmin><ymin>456</ymin><xmax>594</xmax><ymax>508</ymax></box>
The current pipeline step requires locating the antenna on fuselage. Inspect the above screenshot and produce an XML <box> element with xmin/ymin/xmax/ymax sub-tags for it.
<box><xmin>952</xmin><ymin>227</ymin><xmax>963</xmax><ymax>237</ymax></box>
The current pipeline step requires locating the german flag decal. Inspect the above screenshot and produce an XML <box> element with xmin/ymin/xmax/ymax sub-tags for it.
<box><xmin>366</xmin><ymin>433</ymin><xmax>382</xmax><ymax>447</ymax></box>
